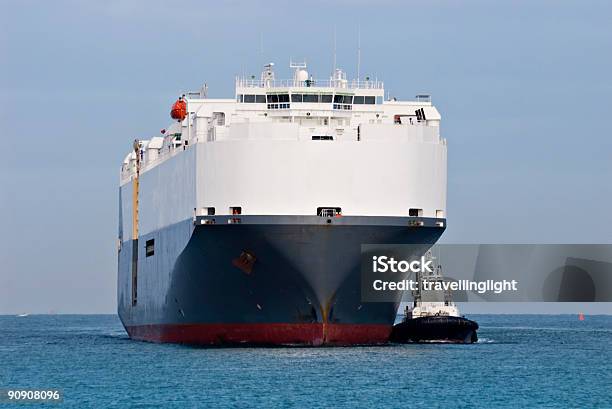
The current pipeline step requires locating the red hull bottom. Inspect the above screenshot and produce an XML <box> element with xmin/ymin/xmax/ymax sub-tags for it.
<box><xmin>125</xmin><ymin>323</ymin><xmax>392</xmax><ymax>346</ymax></box>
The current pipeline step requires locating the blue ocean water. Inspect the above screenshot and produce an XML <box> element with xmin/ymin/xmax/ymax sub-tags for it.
<box><xmin>0</xmin><ymin>315</ymin><xmax>610</xmax><ymax>408</ymax></box>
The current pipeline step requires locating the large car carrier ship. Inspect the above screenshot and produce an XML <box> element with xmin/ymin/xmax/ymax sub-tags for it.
<box><xmin>117</xmin><ymin>62</ymin><xmax>447</xmax><ymax>346</ymax></box>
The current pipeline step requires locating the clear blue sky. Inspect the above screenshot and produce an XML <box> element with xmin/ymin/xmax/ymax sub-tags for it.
<box><xmin>1</xmin><ymin>0</ymin><xmax>611</xmax><ymax>314</ymax></box>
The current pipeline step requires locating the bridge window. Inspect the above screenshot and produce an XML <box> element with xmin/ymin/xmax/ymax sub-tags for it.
<box><xmin>303</xmin><ymin>94</ymin><xmax>319</xmax><ymax>103</ymax></box>
<box><xmin>312</xmin><ymin>135</ymin><xmax>333</xmax><ymax>140</ymax></box>
<box><xmin>267</xmin><ymin>94</ymin><xmax>289</xmax><ymax>104</ymax></box>
<box><xmin>243</xmin><ymin>94</ymin><xmax>256</xmax><ymax>103</ymax></box>
<box><xmin>365</xmin><ymin>96</ymin><xmax>376</xmax><ymax>104</ymax></box>
<box><xmin>333</xmin><ymin>95</ymin><xmax>353</xmax><ymax>110</ymax></box>
<box><xmin>267</xmin><ymin>94</ymin><xmax>290</xmax><ymax>109</ymax></box>
<box><xmin>321</xmin><ymin>94</ymin><xmax>333</xmax><ymax>103</ymax></box>
<box><xmin>255</xmin><ymin>95</ymin><xmax>266</xmax><ymax>103</ymax></box>
<box><xmin>334</xmin><ymin>95</ymin><xmax>352</xmax><ymax>104</ymax></box>
<box><xmin>353</xmin><ymin>96</ymin><xmax>365</xmax><ymax>104</ymax></box>
<box><xmin>292</xmin><ymin>94</ymin><xmax>303</xmax><ymax>102</ymax></box>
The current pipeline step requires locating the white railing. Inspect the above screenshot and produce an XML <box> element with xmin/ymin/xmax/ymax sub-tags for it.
<box><xmin>120</xmin><ymin>136</ymin><xmax>195</xmax><ymax>184</ymax></box>
<box><xmin>235</xmin><ymin>78</ymin><xmax>384</xmax><ymax>90</ymax></box>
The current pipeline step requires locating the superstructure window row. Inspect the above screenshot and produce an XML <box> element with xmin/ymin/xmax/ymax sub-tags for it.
<box><xmin>353</xmin><ymin>96</ymin><xmax>376</xmax><ymax>104</ymax></box>
<box><xmin>237</xmin><ymin>94</ymin><xmax>266</xmax><ymax>103</ymax></box>
<box><xmin>333</xmin><ymin>95</ymin><xmax>353</xmax><ymax>104</ymax></box>
<box><xmin>256</xmin><ymin>92</ymin><xmax>379</xmax><ymax>110</ymax></box>
<box><xmin>267</xmin><ymin>103</ymin><xmax>290</xmax><ymax>109</ymax></box>
<box><xmin>267</xmin><ymin>94</ymin><xmax>290</xmax><ymax>103</ymax></box>
<box><xmin>291</xmin><ymin>94</ymin><xmax>333</xmax><ymax>103</ymax></box>
<box><xmin>239</xmin><ymin>93</ymin><xmax>377</xmax><ymax>105</ymax></box>
<box><xmin>266</xmin><ymin>93</ymin><xmax>290</xmax><ymax>109</ymax></box>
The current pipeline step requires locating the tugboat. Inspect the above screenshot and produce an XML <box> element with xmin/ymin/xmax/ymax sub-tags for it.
<box><xmin>390</xmin><ymin>251</ymin><xmax>478</xmax><ymax>344</ymax></box>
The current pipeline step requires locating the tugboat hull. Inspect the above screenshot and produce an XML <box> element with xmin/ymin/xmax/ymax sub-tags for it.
<box><xmin>390</xmin><ymin>316</ymin><xmax>479</xmax><ymax>344</ymax></box>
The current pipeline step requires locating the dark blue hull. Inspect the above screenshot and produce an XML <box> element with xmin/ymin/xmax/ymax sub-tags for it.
<box><xmin>118</xmin><ymin>216</ymin><xmax>445</xmax><ymax>345</ymax></box>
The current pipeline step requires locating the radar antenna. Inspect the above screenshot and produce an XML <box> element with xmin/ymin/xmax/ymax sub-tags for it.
<box><xmin>290</xmin><ymin>59</ymin><xmax>308</xmax><ymax>86</ymax></box>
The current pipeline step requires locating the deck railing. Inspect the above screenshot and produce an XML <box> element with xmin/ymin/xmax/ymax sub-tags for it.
<box><xmin>235</xmin><ymin>78</ymin><xmax>384</xmax><ymax>90</ymax></box>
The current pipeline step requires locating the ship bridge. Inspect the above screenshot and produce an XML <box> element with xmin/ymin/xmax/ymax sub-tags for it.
<box><xmin>234</xmin><ymin>63</ymin><xmax>384</xmax><ymax>112</ymax></box>
<box><xmin>121</xmin><ymin>62</ymin><xmax>443</xmax><ymax>181</ymax></box>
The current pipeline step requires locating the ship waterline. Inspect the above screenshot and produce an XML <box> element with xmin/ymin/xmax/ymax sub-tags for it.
<box><xmin>125</xmin><ymin>323</ymin><xmax>392</xmax><ymax>346</ymax></box>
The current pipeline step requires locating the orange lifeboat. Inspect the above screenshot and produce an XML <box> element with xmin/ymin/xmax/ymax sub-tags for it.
<box><xmin>170</xmin><ymin>97</ymin><xmax>187</xmax><ymax>121</ymax></box>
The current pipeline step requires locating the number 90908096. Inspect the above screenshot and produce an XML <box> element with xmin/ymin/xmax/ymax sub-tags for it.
<box><xmin>1</xmin><ymin>389</ymin><xmax>62</xmax><ymax>402</ymax></box>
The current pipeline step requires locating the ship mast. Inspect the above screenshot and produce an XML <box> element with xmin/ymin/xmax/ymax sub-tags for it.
<box><xmin>131</xmin><ymin>139</ymin><xmax>140</xmax><ymax>306</ymax></box>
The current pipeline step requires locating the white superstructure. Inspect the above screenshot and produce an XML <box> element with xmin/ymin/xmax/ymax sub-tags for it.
<box><xmin>120</xmin><ymin>62</ymin><xmax>447</xmax><ymax>238</ymax></box>
<box><xmin>405</xmin><ymin>251</ymin><xmax>460</xmax><ymax>319</ymax></box>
